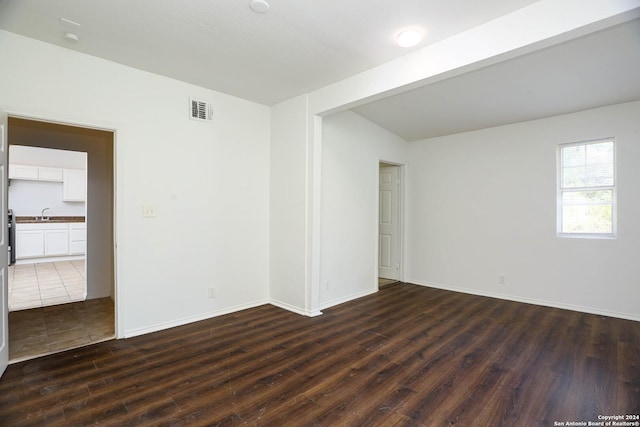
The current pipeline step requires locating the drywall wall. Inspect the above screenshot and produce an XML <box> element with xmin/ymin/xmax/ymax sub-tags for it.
<box><xmin>10</xmin><ymin>145</ymin><xmax>86</xmax><ymax>168</ymax></box>
<box><xmin>0</xmin><ymin>30</ymin><xmax>270</xmax><ymax>336</ymax></box>
<box><xmin>300</xmin><ymin>2</ymin><xmax>638</xmax><ymax>317</ymax></box>
<box><xmin>406</xmin><ymin>101</ymin><xmax>640</xmax><ymax>321</ymax></box>
<box><xmin>269</xmin><ymin>94</ymin><xmax>308</xmax><ymax>314</ymax></box>
<box><xmin>320</xmin><ymin>111</ymin><xmax>407</xmax><ymax>308</ymax></box>
<box><xmin>9</xmin><ymin>180</ymin><xmax>85</xmax><ymax>217</ymax></box>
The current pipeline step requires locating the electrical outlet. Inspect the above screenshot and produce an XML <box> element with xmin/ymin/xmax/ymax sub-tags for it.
<box><xmin>143</xmin><ymin>206</ymin><xmax>157</xmax><ymax>218</ymax></box>
<box><xmin>208</xmin><ymin>287</ymin><xmax>216</xmax><ymax>298</ymax></box>
<box><xmin>325</xmin><ymin>281</ymin><xmax>330</xmax><ymax>290</ymax></box>
<box><xmin>498</xmin><ymin>275</ymin><xmax>506</xmax><ymax>285</ymax></box>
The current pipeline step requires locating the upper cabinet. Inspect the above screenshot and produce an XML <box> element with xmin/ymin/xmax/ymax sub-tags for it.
<box><xmin>10</xmin><ymin>164</ymin><xmax>87</xmax><ymax>202</ymax></box>
<box><xmin>39</xmin><ymin>167</ymin><xmax>64</xmax><ymax>182</ymax></box>
<box><xmin>9</xmin><ymin>147</ymin><xmax>88</xmax><ymax>219</ymax></box>
<box><xmin>9</xmin><ymin>164</ymin><xmax>63</xmax><ymax>182</ymax></box>
<box><xmin>9</xmin><ymin>164</ymin><xmax>38</xmax><ymax>180</ymax></box>
<box><xmin>63</xmin><ymin>169</ymin><xmax>87</xmax><ymax>202</ymax></box>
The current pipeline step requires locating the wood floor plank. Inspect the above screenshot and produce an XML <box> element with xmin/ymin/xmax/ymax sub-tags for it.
<box><xmin>1</xmin><ymin>283</ymin><xmax>639</xmax><ymax>426</ymax></box>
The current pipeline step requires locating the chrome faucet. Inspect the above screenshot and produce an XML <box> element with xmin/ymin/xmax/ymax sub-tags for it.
<box><xmin>41</xmin><ymin>208</ymin><xmax>50</xmax><ymax>221</ymax></box>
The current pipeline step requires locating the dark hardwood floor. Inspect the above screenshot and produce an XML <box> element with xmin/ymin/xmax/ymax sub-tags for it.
<box><xmin>1</xmin><ymin>283</ymin><xmax>639</xmax><ymax>426</ymax></box>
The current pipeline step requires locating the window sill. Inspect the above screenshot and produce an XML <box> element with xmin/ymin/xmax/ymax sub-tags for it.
<box><xmin>556</xmin><ymin>233</ymin><xmax>616</xmax><ymax>240</ymax></box>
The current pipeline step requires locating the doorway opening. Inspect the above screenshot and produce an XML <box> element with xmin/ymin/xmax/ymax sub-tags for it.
<box><xmin>9</xmin><ymin>146</ymin><xmax>88</xmax><ymax>310</ymax></box>
<box><xmin>378</xmin><ymin>162</ymin><xmax>403</xmax><ymax>288</ymax></box>
<box><xmin>6</xmin><ymin>116</ymin><xmax>115</xmax><ymax>362</ymax></box>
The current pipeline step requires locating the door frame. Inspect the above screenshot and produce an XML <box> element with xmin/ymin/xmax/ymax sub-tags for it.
<box><xmin>1</xmin><ymin>110</ymin><xmax>8</xmax><ymax>376</ymax></box>
<box><xmin>377</xmin><ymin>160</ymin><xmax>405</xmax><ymax>287</ymax></box>
<box><xmin>4</xmin><ymin>108</ymin><xmax>121</xmax><ymax>341</ymax></box>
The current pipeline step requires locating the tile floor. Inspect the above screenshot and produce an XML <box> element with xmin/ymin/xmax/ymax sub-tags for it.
<box><xmin>8</xmin><ymin>260</ymin><xmax>86</xmax><ymax>311</ymax></box>
<box><xmin>378</xmin><ymin>277</ymin><xmax>399</xmax><ymax>287</ymax></box>
<box><xmin>9</xmin><ymin>297</ymin><xmax>115</xmax><ymax>362</ymax></box>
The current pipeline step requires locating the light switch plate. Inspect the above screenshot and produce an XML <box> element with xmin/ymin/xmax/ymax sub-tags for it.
<box><xmin>143</xmin><ymin>206</ymin><xmax>157</xmax><ymax>217</ymax></box>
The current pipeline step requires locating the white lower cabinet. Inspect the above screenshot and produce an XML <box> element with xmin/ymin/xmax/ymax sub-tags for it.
<box><xmin>45</xmin><ymin>229</ymin><xmax>70</xmax><ymax>256</ymax></box>
<box><xmin>16</xmin><ymin>230</ymin><xmax>45</xmax><ymax>258</ymax></box>
<box><xmin>69</xmin><ymin>223</ymin><xmax>87</xmax><ymax>255</ymax></box>
<box><xmin>16</xmin><ymin>222</ymin><xmax>85</xmax><ymax>260</ymax></box>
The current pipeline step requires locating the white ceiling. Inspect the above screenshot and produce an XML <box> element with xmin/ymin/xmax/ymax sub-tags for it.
<box><xmin>0</xmin><ymin>0</ymin><xmax>540</xmax><ymax>105</ymax></box>
<box><xmin>0</xmin><ymin>1</ymin><xmax>639</xmax><ymax>142</ymax></box>
<box><xmin>353</xmin><ymin>18</ymin><xmax>640</xmax><ymax>141</ymax></box>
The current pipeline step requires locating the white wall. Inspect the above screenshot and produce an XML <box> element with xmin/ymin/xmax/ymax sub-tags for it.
<box><xmin>406</xmin><ymin>101</ymin><xmax>640</xmax><ymax>321</ymax></box>
<box><xmin>0</xmin><ymin>30</ymin><xmax>271</xmax><ymax>336</ymax></box>
<box><xmin>2</xmin><ymin>3</ymin><xmax>637</xmax><ymax>336</ymax></box>
<box><xmin>299</xmin><ymin>1</ymin><xmax>636</xmax><ymax>318</ymax></box>
<box><xmin>320</xmin><ymin>111</ymin><xmax>407</xmax><ymax>308</ymax></box>
<box><xmin>9</xmin><ymin>180</ymin><xmax>85</xmax><ymax>217</ymax></box>
<box><xmin>10</xmin><ymin>145</ymin><xmax>86</xmax><ymax>169</ymax></box>
<box><xmin>269</xmin><ymin>95</ymin><xmax>308</xmax><ymax>314</ymax></box>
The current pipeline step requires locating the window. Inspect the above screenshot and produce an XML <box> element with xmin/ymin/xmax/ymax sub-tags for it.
<box><xmin>557</xmin><ymin>139</ymin><xmax>615</xmax><ymax>237</ymax></box>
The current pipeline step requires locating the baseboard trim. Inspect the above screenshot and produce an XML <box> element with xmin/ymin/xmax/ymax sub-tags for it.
<box><xmin>15</xmin><ymin>255</ymin><xmax>85</xmax><ymax>265</ymax></box>
<box><xmin>269</xmin><ymin>299</ymin><xmax>323</xmax><ymax>317</ymax></box>
<box><xmin>408</xmin><ymin>278</ymin><xmax>640</xmax><ymax>322</ymax></box>
<box><xmin>123</xmin><ymin>299</ymin><xmax>269</xmax><ymax>338</ymax></box>
<box><xmin>319</xmin><ymin>288</ymin><xmax>378</xmax><ymax>311</ymax></box>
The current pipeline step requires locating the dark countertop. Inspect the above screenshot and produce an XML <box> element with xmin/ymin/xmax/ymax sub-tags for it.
<box><xmin>16</xmin><ymin>216</ymin><xmax>86</xmax><ymax>224</ymax></box>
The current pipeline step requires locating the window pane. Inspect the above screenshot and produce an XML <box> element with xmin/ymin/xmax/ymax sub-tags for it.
<box><xmin>561</xmin><ymin>204</ymin><xmax>613</xmax><ymax>234</ymax></box>
<box><xmin>558</xmin><ymin>140</ymin><xmax>615</xmax><ymax>236</ymax></box>
<box><xmin>562</xmin><ymin>164</ymin><xmax>614</xmax><ymax>188</ymax></box>
<box><xmin>561</xmin><ymin>141</ymin><xmax>614</xmax><ymax>188</ymax></box>
<box><xmin>587</xmin><ymin>142</ymin><xmax>613</xmax><ymax>165</ymax></box>
<box><xmin>562</xmin><ymin>190</ymin><xmax>612</xmax><ymax>204</ymax></box>
<box><xmin>562</xmin><ymin>145</ymin><xmax>585</xmax><ymax>167</ymax></box>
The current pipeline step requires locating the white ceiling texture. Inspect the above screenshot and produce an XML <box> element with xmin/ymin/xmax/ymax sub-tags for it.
<box><xmin>1</xmin><ymin>0</ymin><xmax>639</xmax><ymax>141</ymax></box>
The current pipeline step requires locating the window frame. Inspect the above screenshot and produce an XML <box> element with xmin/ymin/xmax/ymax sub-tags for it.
<box><xmin>556</xmin><ymin>138</ymin><xmax>616</xmax><ymax>239</ymax></box>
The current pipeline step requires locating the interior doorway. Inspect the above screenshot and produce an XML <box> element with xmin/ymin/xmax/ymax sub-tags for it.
<box><xmin>6</xmin><ymin>116</ymin><xmax>115</xmax><ymax>362</ymax></box>
<box><xmin>9</xmin><ymin>146</ymin><xmax>88</xmax><ymax>311</ymax></box>
<box><xmin>378</xmin><ymin>162</ymin><xmax>403</xmax><ymax>288</ymax></box>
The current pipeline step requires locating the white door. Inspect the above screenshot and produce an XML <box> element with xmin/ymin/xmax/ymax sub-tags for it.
<box><xmin>378</xmin><ymin>164</ymin><xmax>400</xmax><ymax>280</ymax></box>
<box><xmin>0</xmin><ymin>111</ymin><xmax>9</xmax><ymax>377</ymax></box>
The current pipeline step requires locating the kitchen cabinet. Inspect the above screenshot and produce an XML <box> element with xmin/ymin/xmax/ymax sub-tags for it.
<box><xmin>9</xmin><ymin>164</ymin><xmax>38</xmax><ymax>180</ymax></box>
<box><xmin>15</xmin><ymin>222</ymin><xmax>85</xmax><ymax>260</ymax></box>
<box><xmin>15</xmin><ymin>229</ymin><xmax>45</xmax><ymax>258</ymax></box>
<box><xmin>9</xmin><ymin>164</ymin><xmax>87</xmax><ymax>201</ymax></box>
<box><xmin>39</xmin><ymin>167</ymin><xmax>64</xmax><ymax>181</ymax></box>
<box><xmin>44</xmin><ymin>229</ymin><xmax>70</xmax><ymax>256</ymax></box>
<box><xmin>69</xmin><ymin>223</ymin><xmax>87</xmax><ymax>255</ymax></box>
<box><xmin>63</xmin><ymin>169</ymin><xmax>87</xmax><ymax>202</ymax></box>
<box><xmin>9</xmin><ymin>164</ymin><xmax>63</xmax><ymax>182</ymax></box>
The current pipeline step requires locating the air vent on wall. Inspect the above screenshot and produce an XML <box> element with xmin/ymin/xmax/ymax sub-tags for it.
<box><xmin>190</xmin><ymin>98</ymin><xmax>213</xmax><ymax>122</ymax></box>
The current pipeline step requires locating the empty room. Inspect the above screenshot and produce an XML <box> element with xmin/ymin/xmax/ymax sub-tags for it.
<box><xmin>0</xmin><ymin>1</ymin><xmax>639</xmax><ymax>425</ymax></box>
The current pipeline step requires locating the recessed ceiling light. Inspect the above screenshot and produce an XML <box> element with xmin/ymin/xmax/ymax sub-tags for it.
<box><xmin>63</xmin><ymin>32</ymin><xmax>80</xmax><ymax>43</ymax></box>
<box><xmin>396</xmin><ymin>29</ymin><xmax>422</xmax><ymax>48</ymax></box>
<box><xmin>249</xmin><ymin>0</ymin><xmax>270</xmax><ymax>13</ymax></box>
